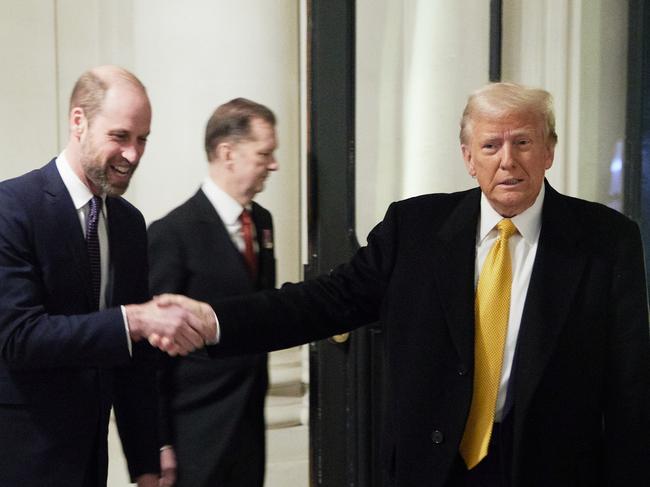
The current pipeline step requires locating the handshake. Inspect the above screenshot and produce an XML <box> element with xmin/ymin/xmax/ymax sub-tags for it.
<box><xmin>125</xmin><ymin>294</ymin><xmax>217</xmax><ymax>356</ymax></box>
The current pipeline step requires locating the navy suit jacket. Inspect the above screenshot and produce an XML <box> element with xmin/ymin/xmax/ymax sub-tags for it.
<box><xmin>0</xmin><ymin>160</ymin><xmax>159</xmax><ymax>487</ymax></box>
<box><xmin>212</xmin><ymin>182</ymin><xmax>650</xmax><ymax>486</ymax></box>
<box><xmin>149</xmin><ymin>189</ymin><xmax>275</xmax><ymax>485</ymax></box>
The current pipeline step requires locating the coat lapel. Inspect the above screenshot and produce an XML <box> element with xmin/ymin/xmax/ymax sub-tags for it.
<box><xmin>191</xmin><ymin>189</ymin><xmax>252</xmax><ymax>283</ymax></box>
<box><xmin>251</xmin><ymin>203</ymin><xmax>275</xmax><ymax>290</ymax></box>
<box><xmin>431</xmin><ymin>188</ymin><xmax>481</xmax><ymax>367</ymax></box>
<box><xmin>105</xmin><ymin>197</ymin><xmax>129</xmax><ymax>307</ymax></box>
<box><xmin>512</xmin><ymin>183</ymin><xmax>587</xmax><ymax>423</ymax></box>
<box><xmin>41</xmin><ymin>160</ymin><xmax>93</xmax><ymax>306</ymax></box>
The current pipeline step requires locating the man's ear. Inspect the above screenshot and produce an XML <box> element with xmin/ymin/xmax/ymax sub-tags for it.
<box><xmin>70</xmin><ymin>107</ymin><xmax>87</xmax><ymax>138</ymax></box>
<box><xmin>217</xmin><ymin>142</ymin><xmax>234</xmax><ymax>167</ymax></box>
<box><xmin>462</xmin><ymin>144</ymin><xmax>476</xmax><ymax>177</ymax></box>
<box><xmin>544</xmin><ymin>143</ymin><xmax>555</xmax><ymax>170</ymax></box>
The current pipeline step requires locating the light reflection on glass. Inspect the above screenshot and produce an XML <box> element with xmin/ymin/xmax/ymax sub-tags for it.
<box><xmin>608</xmin><ymin>139</ymin><xmax>624</xmax><ymax>212</ymax></box>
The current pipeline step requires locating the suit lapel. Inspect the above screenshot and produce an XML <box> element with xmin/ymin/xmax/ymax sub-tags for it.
<box><xmin>432</xmin><ymin>189</ymin><xmax>481</xmax><ymax>367</ymax></box>
<box><xmin>251</xmin><ymin>203</ymin><xmax>274</xmax><ymax>290</ymax></box>
<box><xmin>512</xmin><ymin>183</ymin><xmax>587</xmax><ymax>422</ymax></box>
<box><xmin>41</xmin><ymin>160</ymin><xmax>94</xmax><ymax>307</ymax></box>
<box><xmin>191</xmin><ymin>190</ymin><xmax>252</xmax><ymax>284</ymax></box>
<box><xmin>104</xmin><ymin>197</ymin><xmax>125</xmax><ymax>307</ymax></box>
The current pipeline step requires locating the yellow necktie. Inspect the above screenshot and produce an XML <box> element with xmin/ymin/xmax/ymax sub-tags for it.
<box><xmin>459</xmin><ymin>218</ymin><xmax>517</xmax><ymax>469</ymax></box>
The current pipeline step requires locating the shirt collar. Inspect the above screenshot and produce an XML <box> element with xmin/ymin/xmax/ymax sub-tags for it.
<box><xmin>55</xmin><ymin>151</ymin><xmax>104</xmax><ymax>210</ymax></box>
<box><xmin>201</xmin><ymin>177</ymin><xmax>247</xmax><ymax>225</ymax></box>
<box><xmin>478</xmin><ymin>183</ymin><xmax>544</xmax><ymax>245</ymax></box>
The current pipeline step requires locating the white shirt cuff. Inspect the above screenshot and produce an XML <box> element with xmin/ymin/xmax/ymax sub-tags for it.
<box><xmin>120</xmin><ymin>305</ymin><xmax>133</xmax><ymax>356</ymax></box>
<box><xmin>208</xmin><ymin>310</ymin><xmax>220</xmax><ymax>345</ymax></box>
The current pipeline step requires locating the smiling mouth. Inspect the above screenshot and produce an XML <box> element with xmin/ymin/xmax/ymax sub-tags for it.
<box><xmin>111</xmin><ymin>165</ymin><xmax>131</xmax><ymax>176</ymax></box>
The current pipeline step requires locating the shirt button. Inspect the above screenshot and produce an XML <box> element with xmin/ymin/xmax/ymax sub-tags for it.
<box><xmin>431</xmin><ymin>430</ymin><xmax>444</xmax><ymax>444</ymax></box>
<box><xmin>457</xmin><ymin>367</ymin><xmax>467</xmax><ymax>376</ymax></box>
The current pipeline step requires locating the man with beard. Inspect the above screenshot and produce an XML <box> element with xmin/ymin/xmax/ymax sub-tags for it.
<box><xmin>0</xmin><ymin>65</ymin><xmax>216</xmax><ymax>487</ymax></box>
<box><xmin>149</xmin><ymin>98</ymin><xmax>278</xmax><ymax>487</ymax></box>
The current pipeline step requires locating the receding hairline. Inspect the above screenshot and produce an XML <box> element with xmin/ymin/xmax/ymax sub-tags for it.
<box><xmin>96</xmin><ymin>63</ymin><xmax>143</xmax><ymax>82</ymax></box>
<box><xmin>69</xmin><ymin>65</ymin><xmax>148</xmax><ymax>119</ymax></box>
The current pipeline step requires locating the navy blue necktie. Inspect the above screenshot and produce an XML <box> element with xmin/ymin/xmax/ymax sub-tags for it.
<box><xmin>86</xmin><ymin>195</ymin><xmax>102</xmax><ymax>310</ymax></box>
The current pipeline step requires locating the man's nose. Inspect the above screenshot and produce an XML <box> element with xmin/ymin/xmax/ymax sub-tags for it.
<box><xmin>122</xmin><ymin>145</ymin><xmax>140</xmax><ymax>164</ymax></box>
<box><xmin>500</xmin><ymin>142</ymin><xmax>515</xmax><ymax>169</ymax></box>
<box><xmin>267</xmin><ymin>156</ymin><xmax>279</xmax><ymax>171</ymax></box>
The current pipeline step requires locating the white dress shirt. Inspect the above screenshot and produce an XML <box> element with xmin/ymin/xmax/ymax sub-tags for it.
<box><xmin>201</xmin><ymin>177</ymin><xmax>257</xmax><ymax>252</ymax></box>
<box><xmin>55</xmin><ymin>152</ymin><xmax>131</xmax><ymax>352</ymax></box>
<box><xmin>56</xmin><ymin>152</ymin><xmax>109</xmax><ymax>308</ymax></box>
<box><xmin>475</xmin><ymin>184</ymin><xmax>545</xmax><ymax>421</ymax></box>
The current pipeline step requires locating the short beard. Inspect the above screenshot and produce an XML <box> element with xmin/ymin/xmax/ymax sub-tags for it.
<box><xmin>80</xmin><ymin>142</ymin><xmax>129</xmax><ymax>197</ymax></box>
<box><xmin>83</xmin><ymin>161</ymin><xmax>130</xmax><ymax>197</ymax></box>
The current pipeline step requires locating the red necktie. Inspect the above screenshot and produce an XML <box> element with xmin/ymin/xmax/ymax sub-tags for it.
<box><xmin>240</xmin><ymin>209</ymin><xmax>257</xmax><ymax>279</ymax></box>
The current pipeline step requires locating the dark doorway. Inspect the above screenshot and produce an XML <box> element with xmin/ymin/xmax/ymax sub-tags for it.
<box><xmin>625</xmin><ymin>0</ymin><xmax>650</xmax><ymax>286</ymax></box>
<box><xmin>305</xmin><ymin>0</ymin><xmax>383</xmax><ymax>485</ymax></box>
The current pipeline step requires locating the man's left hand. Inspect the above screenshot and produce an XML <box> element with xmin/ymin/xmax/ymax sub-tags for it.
<box><xmin>135</xmin><ymin>473</ymin><xmax>159</xmax><ymax>487</ymax></box>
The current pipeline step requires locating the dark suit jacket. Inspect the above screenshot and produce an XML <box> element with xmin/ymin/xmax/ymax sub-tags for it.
<box><xmin>212</xmin><ymin>182</ymin><xmax>650</xmax><ymax>487</ymax></box>
<box><xmin>148</xmin><ymin>189</ymin><xmax>275</xmax><ymax>486</ymax></box>
<box><xmin>0</xmin><ymin>160</ymin><xmax>159</xmax><ymax>487</ymax></box>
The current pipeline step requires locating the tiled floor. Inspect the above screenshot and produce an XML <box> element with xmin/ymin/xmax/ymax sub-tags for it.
<box><xmin>266</xmin><ymin>424</ymin><xmax>309</xmax><ymax>487</ymax></box>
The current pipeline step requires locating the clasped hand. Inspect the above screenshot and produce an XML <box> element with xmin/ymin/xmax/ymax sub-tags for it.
<box><xmin>125</xmin><ymin>294</ymin><xmax>217</xmax><ymax>356</ymax></box>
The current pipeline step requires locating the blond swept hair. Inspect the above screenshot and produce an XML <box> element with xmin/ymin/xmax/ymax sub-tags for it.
<box><xmin>460</xmin><ymin>82</ymin><xmax>558</xmax><ymax>147</ymax></box>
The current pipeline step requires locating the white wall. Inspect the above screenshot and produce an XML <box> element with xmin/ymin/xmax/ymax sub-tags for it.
<box><xmin>0</xmin><ymin>0</ymin><xmax>59</xmax><ymax>178</ymax></box>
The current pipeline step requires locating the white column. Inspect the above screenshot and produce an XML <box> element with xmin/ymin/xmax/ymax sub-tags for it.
<box><xmin>502</xmin><ymin>0</ymin><xmax>572</xmax><ymax>194</ymax></box>
<box><xmin>502</xmin><ymin>0</ymin><xmax>628</xmax><ymax>205</ymax></box>
<box><xmin>356</xmin><ymin>0</ymin><xmax>490</xmax><ymax>240</ymax></box>
<box><xmin>401</xmin><ymin>0</ymin><xmax>490</xmax><ymax>198</ymax></box>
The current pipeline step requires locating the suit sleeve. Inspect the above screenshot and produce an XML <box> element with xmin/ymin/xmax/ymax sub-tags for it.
<box><xmin>0</xmin><ymin>183</ymin><xmax>130</xmax><ymax>369</ymax></box>
<box><xmin>148</xmin><ymin>218</ymin><xmax>187</xmax><ymax>447</ymax></box>
<box><xmin>113</xmin><ymin>207</ymin><xmax>160</xmax><ymax>480</ymax></box>
<box><xmin>113</xmin><ymin>342</ymin><xmax>161</xmax><ymax>479</ymax></box>
<box><xmin>212</xmin><ymin>201</ymin><xmax>400</xmax><ymax>355</ymax></box>
<box><xmin>604</xmin><ymin>219</ymin><xmax>650</xmax><ymax>483</ymax></box>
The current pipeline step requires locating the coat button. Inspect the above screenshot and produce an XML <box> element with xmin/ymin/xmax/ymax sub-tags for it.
<box><xmin>458</xmin><ymin>367</ymin><xmax>467</xmax><ymax>376</ymax></box>
<box><xmin>431</xmin><ymin>430</ymin><xmax>444</xmax><ymax>444</ymax></box>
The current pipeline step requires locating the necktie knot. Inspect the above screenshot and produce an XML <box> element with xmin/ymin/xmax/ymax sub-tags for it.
<box><xmin>497</xmin><ymin>218</ymin><xmax>516</xmax><ymax>241</ymax></box>
<box><xmin>87</xmin><ymin>196</ymin><xmax>102</xmax><ymax>228</ymax></box>
<box><xmin>240</xmin><ymin>208</ymin><xmax>252</xmax><ymax>226</ymax></box>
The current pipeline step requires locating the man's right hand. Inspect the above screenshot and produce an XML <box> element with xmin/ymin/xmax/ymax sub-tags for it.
<box><xmin>125</xmin><ymin>299</ymin><xmax>213</xmax><ymax>356</ymax></box>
